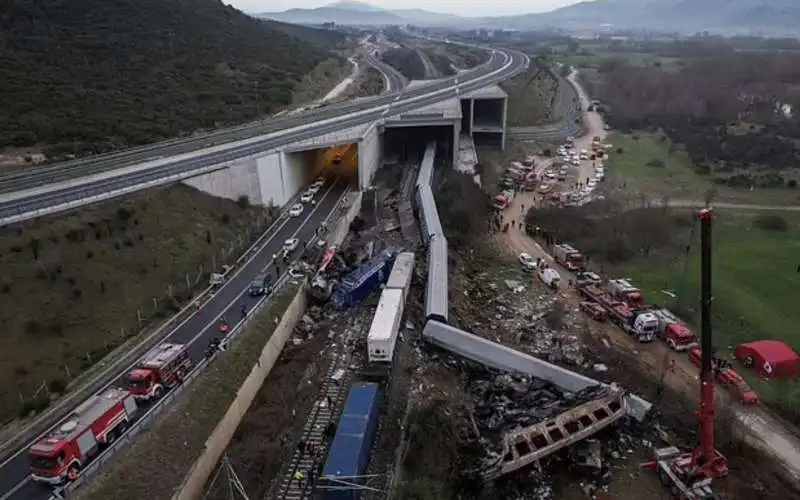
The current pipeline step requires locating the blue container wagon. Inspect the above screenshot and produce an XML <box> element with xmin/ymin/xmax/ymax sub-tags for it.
<box><xmin>318</xmin><ymin>382</ymin><xmax>382</xmax><ymax>500</ymax></box>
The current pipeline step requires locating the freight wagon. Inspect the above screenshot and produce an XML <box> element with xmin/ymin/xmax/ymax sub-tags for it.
<box><xmin>367</xmin><ymin>288</ymin><xmax>405</xmax><ymax>364</ymax></box>
<box><xmin>385</xmin><ymin>252</ymin><xmax>415</xmax><ymax>303</ymax></box>
<box><xmin>331</xmin><ymin>249</ymin><xmax>397</xmax><ymax>310</ymax></box>
<box><xmin>318</xmin><ymin>382</ymin><xmax>382</xmax><ymax>500</ymax></box>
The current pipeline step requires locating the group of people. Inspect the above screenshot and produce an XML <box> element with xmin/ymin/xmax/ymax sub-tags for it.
<box><xmin>289</xmin><ymin>402</ymin><xmax>338</xmax><ymax>490</ymax></box>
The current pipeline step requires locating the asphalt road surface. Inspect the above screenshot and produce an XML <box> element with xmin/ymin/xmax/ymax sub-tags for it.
<box><xmin>363</xmin><ymin>51</ymin><xmax>407</xmax><ymax>92</ymax></box>
<box><xmin>0</xmin><ymin>51</ymin><xmax>515</xmax><ymax>195</ymax></box>
<box><xmin>0</xmin><ymin>178</ymin><xmax>347</xmax><ymax>500</ymax></box>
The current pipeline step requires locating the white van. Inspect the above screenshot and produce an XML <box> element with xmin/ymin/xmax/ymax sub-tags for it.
<box><xmin>539</xmin><ymin>268</ymin><xmax>561</xmax><ymax>289</ymax></box>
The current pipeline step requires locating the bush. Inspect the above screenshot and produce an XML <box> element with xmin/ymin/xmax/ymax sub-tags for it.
<box><xmin>434</xmin><ymin>171</ymin><xmax>491</xmax><ymax>248</ymax></box>
<box><xmin>753</xmin><ymin>214</ymin><xmax>789</xmax><ymax>232</ymax></box>
<box><xmin>48</xmin><ymin>378</ymin><xmax>67</xmax><ymax>394</ymax></box>
<box><xmin>18</xmin><ymin>397</ymin><xmax>49</xmax><ymax>417</ymax></box>
<box><xmin>236</xmin><ymin>195</ymin><xmax>251</xmax><ymax>209</ymax></box>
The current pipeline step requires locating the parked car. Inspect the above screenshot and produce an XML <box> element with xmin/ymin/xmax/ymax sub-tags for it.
<box><xmin>289</xmin><ymin>204</ymin><xmax>304</xmax><ymax>217</ymax></box>
<box><xmin>519</xmin><ymin>252</ymin><xmax>537</xmax><ymax>270</ymax></box>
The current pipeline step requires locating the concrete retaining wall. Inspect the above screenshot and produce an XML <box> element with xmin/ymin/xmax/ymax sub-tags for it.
<box><xmin>358</xmin><ymin>124</ymin><xmax>381</xmax><ymax>189</ymax></box>
<box><xmin>173</xmin><ymin>287</ymin><xmax>308</xmax><ymax>500</ymax></box>
<box><xmin>182</xmin><ymin>155</ymin><xmax>267</xmax><ymax>205</ymax></box>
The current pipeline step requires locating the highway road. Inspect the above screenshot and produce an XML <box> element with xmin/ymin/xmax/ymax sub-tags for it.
<box><xmin>0</xmin><ymin>50</ymin><xmax>527</xmax><ymax>224</ymax></box>
<box><xmin>0</xmin><ymin>178</ymin><xmax>348</xmax><ymax>500</ymax></box>
<box><xmin>362</xmin><ymin>51</ymin><xmax>407</xmax><ymax>92</ymax></box>
<box><xmin>0</xmin><ymin>52</ymin><xmax>511</xmax><ymax>195</ymax></box>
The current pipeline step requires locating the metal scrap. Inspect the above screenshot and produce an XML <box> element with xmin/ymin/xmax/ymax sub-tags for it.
<box><xmin>469</xmin><ymin>371</ymin><xmax>611</xmax><ymax>439</ymax></box>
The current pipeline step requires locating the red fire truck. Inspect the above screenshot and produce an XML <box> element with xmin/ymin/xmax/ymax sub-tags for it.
<box><xmin>652</xmin><ymin>309</ymin><xmax>697</xmax><ymax>351</ymax></box>
<box><xmin>607</xmin><ymin>278</ymin><xmax>646</xmax><ymax>308</ymax></box>
<box><xmin>124</xmin><ymin>342</ymin><xmax>191</xmax><ymax>401</ymax></box>
<box><xmin>28</xmin><ymin>388</ymin><xmax>138</xmax><ymax>484</ymax></box>
<box><xmin>553</xmin><ymin>243</ymin><xmax>585</xmax><ymax>272</ymax></box>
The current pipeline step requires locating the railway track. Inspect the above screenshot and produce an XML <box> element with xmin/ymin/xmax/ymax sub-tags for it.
<box><xmin>271</xmin><ymin>307</ymin><xmax>372</xmax><ymax>500</ymax></box>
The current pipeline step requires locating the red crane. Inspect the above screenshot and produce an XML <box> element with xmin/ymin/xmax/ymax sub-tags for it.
<box><xmin>642</xmin><ymin>208</ymin><xmax>727</xmax><ymax>499</ymax></box>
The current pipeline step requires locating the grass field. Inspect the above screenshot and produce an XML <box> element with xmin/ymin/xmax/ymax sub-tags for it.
<box><xmin>603</xmin><ymin>133</ymin><xmax>800</xmax><ymax>206</ymax></box>
<box><xmin>0</xmin><ymin>185</ymin><xmax>272</xmax><ymax>423</ymax></box>
<box><xmin>620</xmin><ymin>211</ymin><xmax>800</xmax><ymax>414</ymax></box>
<box><xmin>500</xmin><ymin>66</ymin><xmax>559</xmax><ymax>127</ymax></box>
<box><xmin>561</xmin><ymin>50</ymin><xmax>682</xmax><ymax>69</ymax></box>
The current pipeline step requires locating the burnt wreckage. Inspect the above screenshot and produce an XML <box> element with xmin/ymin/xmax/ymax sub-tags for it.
<box><xmin>461</xmin><ymin>370</ymin><xmax>626</xmax><ymax>481</ymax></box>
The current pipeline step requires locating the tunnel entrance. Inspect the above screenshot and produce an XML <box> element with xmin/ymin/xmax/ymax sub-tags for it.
<box><xmin>278</xmin><ymin>142</ymin><xmax>359</xmax><ymax>203</ymax></box>
<box><xmin>382</xmin><ymin>126</ymin><xmax>455</xmax><ymax>167</ymax></box>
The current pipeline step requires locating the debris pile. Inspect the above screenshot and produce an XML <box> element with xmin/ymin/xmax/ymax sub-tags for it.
<box><xmin>471</xmin><ymin>284</ymin><xmax>585</xmax><ymax>366</ymax></box>
<box><xmin>469</xmin><ymin>372</ymin><xmax>612</xmax><ymax>439</ymax></box>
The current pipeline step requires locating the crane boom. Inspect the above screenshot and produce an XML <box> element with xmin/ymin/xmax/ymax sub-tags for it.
<box><xmin>696</xmin><ymin>208</ymin><xmax>717</xmax><ymax>470</ymax></box>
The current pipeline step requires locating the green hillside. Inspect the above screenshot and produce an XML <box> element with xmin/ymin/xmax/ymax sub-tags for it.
<box><xmin>0</xmin><ymin>0</ymin><xmax>339</xmax><ymax>158</ymax></box>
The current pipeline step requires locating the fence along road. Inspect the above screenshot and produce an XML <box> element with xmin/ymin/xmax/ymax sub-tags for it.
<box><xmin>0</xmin><ymin>179</ymin><xmax>347</xmax><ymax>500</ymax></box>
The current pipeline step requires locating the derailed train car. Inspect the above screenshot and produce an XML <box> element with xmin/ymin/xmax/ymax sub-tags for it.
<box><xmin>413</xmin><ymin>141</ymin><xmax>449</xmax><ymax>325</ymax></box>
<box><xmin>425</xmin><ymin>234</ymin><xmax>449</xmax><ymax>324</ymax></box>
<box><xmin>318</xmin><ymin>382</ymin><xmax>382</xmax><ymax>500</ymax></box>
<box><xmin>415</xmin><ymin>187</ymin><xmax>443</xmax><ymax>246</ymax></box>
<box><xmin>330</xmin><ymin>249</ymin><xmax>398</xmax><ymax>310</ymax></box>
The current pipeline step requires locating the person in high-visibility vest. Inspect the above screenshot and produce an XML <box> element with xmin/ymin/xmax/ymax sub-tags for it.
<box><xmin>294</xmin><ymin>470</ymin><xmax>306</xmax><ymax>483</ymax></box>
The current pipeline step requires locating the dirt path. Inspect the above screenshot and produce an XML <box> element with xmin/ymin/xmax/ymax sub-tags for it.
<box><xmin>492</xmin><ymin>73</ymin><xmax>800</xmax><ymax>482</ymax></box>
<box><xmin>668</xmin><ymin>200</ymin><xmax>800</xmax><ymax>212</ymax></box>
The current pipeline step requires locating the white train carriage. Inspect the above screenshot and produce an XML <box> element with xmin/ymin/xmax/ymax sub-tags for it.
<box><xmin>367</xmin><ymin>288</ymin><xmax>406</xmax><ymax>364</ymax></box>
<box><xmin>425</xmin><ymin>234</ymin><xmax>449</xmax><ymax>324</ymax></box>
<box><xmin>415</xmin><ymin>141</ymin><xmax>437</xmax><ymax>190</ymax></box>
<box><xmin>386</xmin><ymin>252</ymin><xmax>416</xmax><ymax>303</ymax></box>
<box><xmin>417</xmin><ymin>186</ymin><xmax>443</xmax><ymax>245</ymax></box>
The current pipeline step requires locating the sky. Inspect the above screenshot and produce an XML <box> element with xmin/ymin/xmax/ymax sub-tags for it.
<box><xmin>234</xmin><ymin>0</ymin><xmax>584</xmax><ymax>17</ymax></box>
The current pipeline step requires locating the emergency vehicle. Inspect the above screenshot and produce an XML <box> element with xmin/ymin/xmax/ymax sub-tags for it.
<box><xmin>124</xmin><ymin>342</ymin><xmax>191</xmax><ymax>400</ymax></box>
<box><xmin>28</xmin><ymin>388</ymin><xmax>137</xmax><ymax>484</ymax></box>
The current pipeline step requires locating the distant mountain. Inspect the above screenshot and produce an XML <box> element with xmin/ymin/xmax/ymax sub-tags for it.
<box><xmin>260</xmin><ymin>1</ymin><xmax>465</xmax><ymax>27</ymax></box>
<box><xmin>260</xmin><ymin>0</ymin><xmax>800</xmax><ymax>33</ymax></box>
<box><xmin>260</xmin><ymin>2</ymin><xmax>407</xmax><ymax>26</ymax></box>
<box><xmin>486</xmin><ymin>0</ymin><xmax>800</xmax><ymax>33</ymax></box>
<box><xmin>328</xmin><ymin>1</ymin><xmax>385</xmax><ymax>12</ymax></box>
<box><xmin>389</xmin><ymin>8</ymin><xmax>463</xmax><ymax>25</ymax></box>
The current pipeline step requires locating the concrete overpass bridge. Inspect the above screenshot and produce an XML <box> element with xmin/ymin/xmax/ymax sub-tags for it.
<box><xmin>0</xmin><ymin>48</ymin><xmax>526</xmax><ymax>227</ymax></box>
